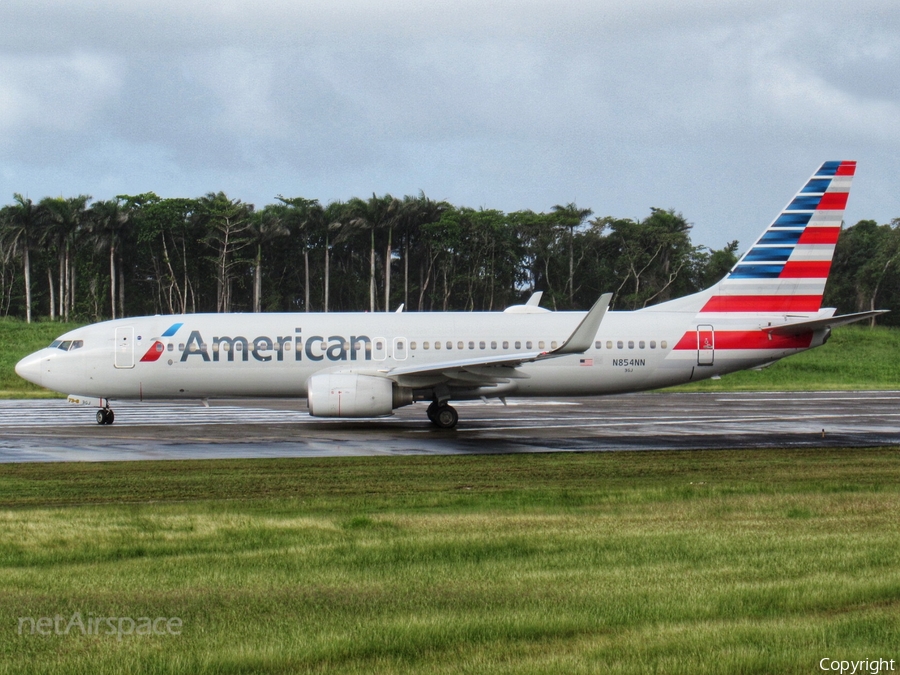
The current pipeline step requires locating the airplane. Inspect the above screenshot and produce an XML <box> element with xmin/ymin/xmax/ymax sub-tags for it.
<box><xmin>15</xmin><ymin>161</ymin><xmax>886</xmax><ymax>428</ymax></box>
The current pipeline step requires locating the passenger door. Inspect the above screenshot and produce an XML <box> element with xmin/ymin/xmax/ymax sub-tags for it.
<box><xmin>115</xmin><ymin>326</ymin><xmax>135</xmax><ymax>369</ymax></box>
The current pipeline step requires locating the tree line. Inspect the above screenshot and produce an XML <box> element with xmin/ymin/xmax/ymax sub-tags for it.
<box><xmin>0</xmin><ymin>191</ymin><xmax>897</xmax><ymax>324</ymax></box>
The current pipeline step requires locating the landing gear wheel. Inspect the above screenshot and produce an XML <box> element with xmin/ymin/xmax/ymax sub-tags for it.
<box><xmin>433</xmin><ymin>404</ymin><xmax>458</xmax><ymax>429</ymax></box>
<box><xmin>426</xmin><ymin>401</ymin><xmax>439</xmax><ymax>424</ymax></box>
<box><xmin>96</xmin><ymin>409</ymin><xmax>114</xmax><ymax>425</ymax></box>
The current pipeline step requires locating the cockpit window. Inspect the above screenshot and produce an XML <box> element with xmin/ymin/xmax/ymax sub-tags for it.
<box><xmin>49</xmin><ymin>339</ymin><xmax>84</xmax><ymax>351</ymax></box>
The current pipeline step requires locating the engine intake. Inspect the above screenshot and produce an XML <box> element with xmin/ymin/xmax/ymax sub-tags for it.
<box><xmin>306</xmin><ymin>373</ymin><xmax>412</xmax><ymax>418</ymax></box>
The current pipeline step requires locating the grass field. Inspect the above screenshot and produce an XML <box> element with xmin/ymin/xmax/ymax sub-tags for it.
<box><xmin>2</xmin><ymin>318</ymin><xmax>900</xmax><ymax>397</ymax></box>
<box><xmin>2</xmin><ymin>451</ymin><xmax>900</xmax><ymax>674</ymax></box>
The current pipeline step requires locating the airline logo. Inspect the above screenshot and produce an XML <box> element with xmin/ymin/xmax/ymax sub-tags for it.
<box><xmin>701</xmin><ymin>160</ymin><xmax>854</xmax><ymax>314</ymax></box>
<box><xmin>139</xmin><ymin>323</ymin><xmax>183</xmax><ymax>363</ymax></box>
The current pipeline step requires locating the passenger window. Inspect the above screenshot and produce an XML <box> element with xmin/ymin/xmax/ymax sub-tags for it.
<box><xmin>167</xmin><ymin>343</ymin><xmax>174</xmax><ymax>351</ymax></box>
<box><xmin>212</xmin><ymin>343</ymin><xmax>219</xmax><ymax>352</ymax></box>
<box><xmin>376</xmin><ymin>341</ymin><xmax>384</xmax><ymax>350</ymax></box>
<box><xmin>515</xmin><ymin>341</ymin><xmax>521</xmax><ymax>349</ymax></box>
<box><xmin>606</xmin><ymin>341</ymin><xmax>613</xmax><ymax>349</ymax></box>
<box><xmin>502</xmin><ymin>341</ymin><xmax>509</xmax><ymax>349</ymax></box>
<box><xmin>628</xmin><ymin>341</ymin><xmax>634</xmax><ymax>349</ymax></box>
<box><xmin>435</xmin><ymin>341</ymin><xmax>441</xmax><ymax>350</ymax></box>
<box><xmin>458</xmin><ymin>341</ymin><xmax>464</xmax><ymax>350</ymax></box>
<box><xmin>526</xmin><ymin>341</ymin><xmax>532</xmax><ymax>349</ymax></box>
<box><xmin>650</xmin><ymin>341</ymin><xmax>656</xmax><ymax>349</ymax></box>
<box><xmin>595</xmin><ymin>340</ymin><xmax>601</xmax><ymax>349</ymax></box>
<box><xmin>424</xmin><ymin>341</ymin><xmax>430</xmax><ymax>350</ymax></box>
<box><xmin>491</xmin><ymin>341</ymin><xmax>497</xmax><ymax>349</ymax></box>
<box><xmin>661</xmin><ymin>340</ymin><xmax>668</xmax><ymax>349</ymax></box>
<box><xmin>410</xmin><ymin>341</ymin><xmax>417</xmax><ymax>350</ymax></box>
<box><xmin>469</xmin><ymin>341</ymin><xmax>474</xmax><ymax>350</ymax></box>
<box><xmin>397</xmin><ymin>341</ymin><xmax>404</xmax><ymax>350</ymax></box>
<box><xmin>617</xmin><ymin>341</ymin><xmax>623</xmax><ymax>349</ymax></box>
<box><xmin>479</xmin><ymin>341</ymin><xmax>486</xmax><ymax>349</ymax></box>
<box><xmin>639</xmin><ymin>341</ymin><xmax>645</xmax><ymax>349</ymax></box>
<box><xmin>446</xmin><ymin>341</ymin><xmax>452</xmax><ymax>350</ymax></box>
<box><xmin>551</xmin><ymin>341</ymin><xmax>557</xmax><ymax>349</ymax></box>
<box><xmin>538</xmin><ymin>341</ymin><xmax>545</xmax><ymax>350</ymax></box>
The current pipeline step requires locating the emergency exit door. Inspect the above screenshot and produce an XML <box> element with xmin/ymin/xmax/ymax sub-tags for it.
<box><xmin>697</xmin><ymin>325</ymin><xmax>714</xmax><ymax>366</ymax></box>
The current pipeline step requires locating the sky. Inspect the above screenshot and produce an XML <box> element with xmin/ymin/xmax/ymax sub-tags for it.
<box><xmin>1</xmin><ymin>0</ymin><xmax>898</xmax><ymax>252</ymax></box>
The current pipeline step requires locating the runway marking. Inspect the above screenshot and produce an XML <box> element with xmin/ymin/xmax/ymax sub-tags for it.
<box><xmin>445</xmin><ymin>412</ymin><xmax>900</xmax><ymax>433</ymax></box>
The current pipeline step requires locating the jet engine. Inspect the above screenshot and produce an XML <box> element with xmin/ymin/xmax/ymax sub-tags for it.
<box><xmin>306</xmin><ymin>373</ymin><xmax>412</xmax><ymax>418</ymax></box>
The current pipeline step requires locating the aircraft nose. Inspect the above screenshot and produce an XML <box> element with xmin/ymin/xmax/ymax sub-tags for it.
<box><xmin>15</xmin><ymin>352</ymin><xmax>44</xmax><ymax>387</ymax></box>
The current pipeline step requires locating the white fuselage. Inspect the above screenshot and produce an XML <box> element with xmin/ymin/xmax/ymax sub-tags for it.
<box><xmin>17</xmin><ymin>306</ymin><xmax>826</xmax><ymax>403</ymax></box>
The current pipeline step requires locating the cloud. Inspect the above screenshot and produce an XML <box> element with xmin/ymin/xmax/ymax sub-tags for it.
<box><xmin>0</xmin><ymin>0</ymin><xmax>898</xmax><ymax>247</ymax></box>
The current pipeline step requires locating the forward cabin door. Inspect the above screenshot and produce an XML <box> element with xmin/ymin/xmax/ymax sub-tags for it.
<box><xmin>697</xmin><ymin>325</ymin><xmax>714</xmax><ymax>366</ymax></box>
<box><xmin>115</xmin><ymin>326</ymin><xmax>135</xmax><ymax>369</ymax></box>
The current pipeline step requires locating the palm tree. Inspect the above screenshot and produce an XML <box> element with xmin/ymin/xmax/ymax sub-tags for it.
<box><xmin>276</xmin><ymin>196</ymin><xmax>322</xmax><ymax>312</ymax></box>
<box><xmin>248</xmin><ymin>206</ymin><xmax>289</xmax><ymax>313</ymax></box>
<box><xmin>322</xmin><ymin>200</ymin><xmax>349</xmax><ymax>313</ymax></box>
<box><xmin>551</xmin><ymin>202</ymin><xmax>593</xmax><ymax>307</ymax></box>
<box><xmin>398</xmin><ymin>192</ymin><xmax>449</xmax><ymax>310</ymax></box>
<box><xmin>0</xmin><ymin>194</ymin><xmax>41</xmax><ymax>323</ymax></box>
<box><xmin>87</xmin><ymin>199</ymin><xmax>131</xmax><ymax>319</ymax></box>
<box><xmin>40</xmin><ymin>195</ymin><xmax>90</xmax><ymax>321</ymax></box>
<box><xmin>347</xmin><ymin>193</ymin><xmax>402</xmax><ymax>312</ymax></box>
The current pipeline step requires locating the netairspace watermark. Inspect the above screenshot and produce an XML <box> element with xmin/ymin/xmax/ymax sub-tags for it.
<box><xmin>18</xmin><ymin>613</ymin><xmax>182</xmax><ymax>641</ymax></box>
<box><xmin>820</xmin><ymin>658</ymin><xmax>897</xmax><ymax>675</ymax></box>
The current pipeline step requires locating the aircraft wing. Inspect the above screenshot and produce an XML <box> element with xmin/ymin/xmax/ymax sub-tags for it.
<box><xmin>381</xmin><ymin>293</ymin><xmax>612</xmax><ymax>385</ymax></box>
<box><xmin>763</xmin><ymin>310</ymin><xmax>889</xmax><ymax>336</ymax></box>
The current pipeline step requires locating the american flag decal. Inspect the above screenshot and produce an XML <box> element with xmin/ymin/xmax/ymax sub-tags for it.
<box><xmin>580</xmin><ymin>358</ymin><xmax>593</xmax><ymax>366</ymax></box>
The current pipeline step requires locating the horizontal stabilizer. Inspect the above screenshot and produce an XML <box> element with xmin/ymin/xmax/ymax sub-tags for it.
<box><xmin>763</xmin><ymin>310</ymin><xmax>888</xmax><ymax>336</ymax></box>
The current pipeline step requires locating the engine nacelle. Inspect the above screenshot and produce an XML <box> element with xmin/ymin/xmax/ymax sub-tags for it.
<box><xmin>306</xmin><ymin>373</ymin><xmax>412</xmax><ymax>418</ymax></box>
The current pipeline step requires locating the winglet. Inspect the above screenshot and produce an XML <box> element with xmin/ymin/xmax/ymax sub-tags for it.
<box><xmin>547</xmin><ymin>293</ymin><xmax>613</xmax><ymax>356</ymax></box>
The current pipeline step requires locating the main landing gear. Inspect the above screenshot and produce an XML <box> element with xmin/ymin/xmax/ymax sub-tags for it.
<box><xmin>426</xmin><ymin>401</ymin><xmax>459</xmax><ymax>429</ymax></box>
<box><xmin>96</xmin><ymin>407</ymin><xmax>115</xmax><ymax>425</ymax></box>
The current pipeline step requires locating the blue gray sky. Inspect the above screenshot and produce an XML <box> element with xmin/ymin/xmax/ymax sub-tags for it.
<box><xmin>1</xmin><ymin>0</ymin><xmax>898</xmax><ymax>251</ymax></box>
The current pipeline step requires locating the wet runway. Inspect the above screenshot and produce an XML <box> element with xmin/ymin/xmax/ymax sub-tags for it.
<box><xmin>1</xmin><ymin>391</ymin><xmax>899</xmax><ymax>462</ymax></box>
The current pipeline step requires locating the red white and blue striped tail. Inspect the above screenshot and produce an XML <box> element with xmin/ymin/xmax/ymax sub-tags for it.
<box><xmin>700</xmin><ymin>161</ymin><xmax>854</xmax><ymax>315</ymax></box>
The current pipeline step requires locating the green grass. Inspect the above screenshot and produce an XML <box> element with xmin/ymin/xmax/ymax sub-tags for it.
<box><xmin>2</xmin><ymin>451</ymin><xmax>900</xmax><ymax>674</ymax></box>
<box><xmin>0</xmin><ymin>319</ymin><xmax>81</xmax><ymax>398</ymax></box>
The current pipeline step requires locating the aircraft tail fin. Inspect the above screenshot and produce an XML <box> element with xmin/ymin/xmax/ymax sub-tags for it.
<box><xmin>699</xmin><ymin>161</ymin><xmax>855</xmax><ymax>315</ymax></box>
